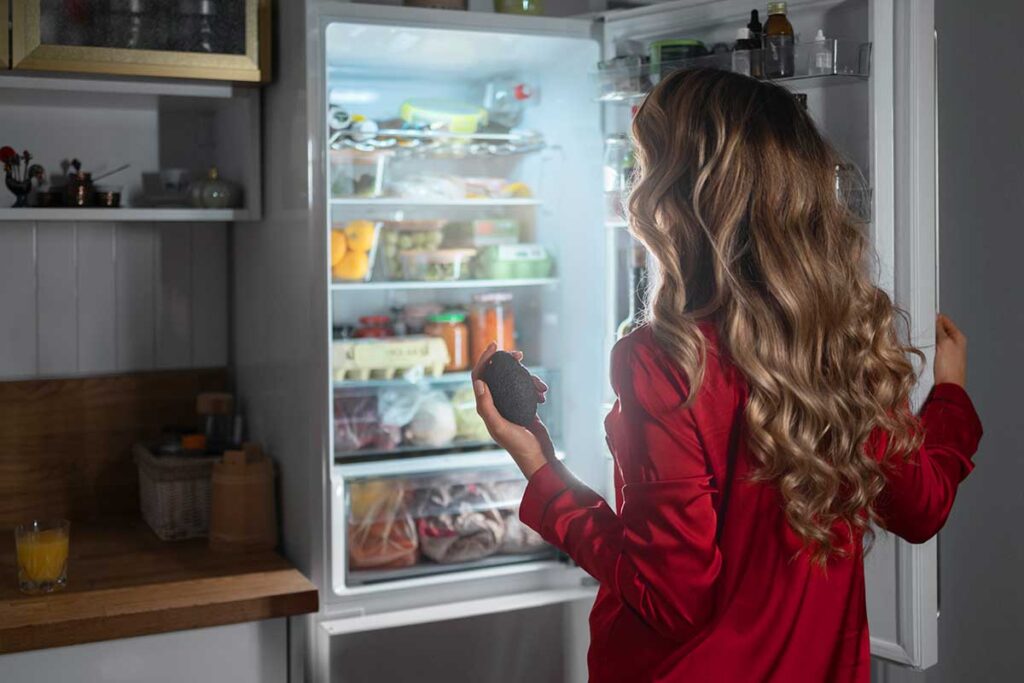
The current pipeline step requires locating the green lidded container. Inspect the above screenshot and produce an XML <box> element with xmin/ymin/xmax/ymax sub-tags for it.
<box><xmin>649</xmin><ymin>38</ymin><xmax>708</xmax><ymax>76</ymax></box>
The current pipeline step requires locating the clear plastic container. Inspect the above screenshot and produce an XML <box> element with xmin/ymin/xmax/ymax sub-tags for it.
<box><xmin>469</xmin><ymin>292</ymin><xmax>516</xmax><ymax>363</ymax></box>
<box><xmin>330</xmin><ymin>149</ymin><xmax>389</xmax><ymax>198</ymax></box>
<box><xmin>398</xmin><ymin>249</ymin><xmax>477</xmax><ymax>282</ymax></box>
<box><xmin>380</xmin><ymin>221</ymin><xmax>446</xmax><ymax>280</ymax></box>
<box><xmin>474</xmin><ymin>244</ymin><xmax>553</xmax><ymax>280</ymax></box>
<box><xmin>332</xmin><ymin>220</ymin><xmax>383</xmax><ymax>283</ymax></box>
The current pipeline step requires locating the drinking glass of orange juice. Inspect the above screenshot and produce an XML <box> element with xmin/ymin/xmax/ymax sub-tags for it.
<box><xmin>15</xmin><ymin>520</ymin><xmax>70</xmax><ymax>594</ymax></box>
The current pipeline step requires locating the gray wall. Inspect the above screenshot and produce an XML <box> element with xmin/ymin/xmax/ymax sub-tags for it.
<box><xmin>873</xmin><ymin>0</ymin><xmax>1024</xmax><ymax>680</ymax></box>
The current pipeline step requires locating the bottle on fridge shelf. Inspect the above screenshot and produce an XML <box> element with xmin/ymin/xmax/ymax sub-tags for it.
<box><xmin>808</xmin><ymin>29</ymin><xmax>834</xmax><ymax>75</ymax></box>
<box><xmin>764</xmin><ymin>2</ymin><xmax>795</xmax><ymax>78</ymax></box>
<box><xmin>604</xmin><ymin>134</ymin><xmax>634</xmax><ymax>220</ymax></box>
<box><xmin>732</xmin><ymin>28</ymin><xmax>755</xmax><ymax>77</ymax></box>
<box><xmin>616</xmin><ymin>242</ymin><xmax>649</xmax><ymax>339</ymax></box>
<box><xmin>747</xmin><ymin>9</ymin><xmax>763</xmax><ymax>47</ymax></box>
<box><xmin>482</xmin><ymin>79</ymin><xmax>538</xmax><ymax>129</ymax></box>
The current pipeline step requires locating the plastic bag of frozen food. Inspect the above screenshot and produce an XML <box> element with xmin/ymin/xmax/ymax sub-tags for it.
<box><xmin>451</xmin><ymin>385</ymin><xmax>491</xmax><ymax>442</ymax></box>
<box><xmin>334</xmin><ymin>391</ymin><xmax>401</xmax><ymax>453</ymax></box>
<box><xmin>414</xmin><ymin>482</ymin><xmax>505</xmax><ymax>564</ymax></box>
<box><xmin>378</xmin><ymin>386</ymin><xmax>423</xmax><ymax>430</ymax></box>
<box><xmin>404</xmin><ymin>390</ymin><xmax>457</xmax><ymax>448</ymax></box>
<box><xmin>491</xmin><ymin>479</ymin><xmax>547</xmax><ymax>554</ymax></box>
<box><xmin>348</xmin><ymin>479</ymin><xmax>418</xmax><ymax>569</ymax></box>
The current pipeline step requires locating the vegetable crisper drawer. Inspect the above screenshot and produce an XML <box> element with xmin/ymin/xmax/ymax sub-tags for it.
<box><xmin>338</xmin><ymin>460</ymin><xmax>556</xmax><ymax>586</ymax></box>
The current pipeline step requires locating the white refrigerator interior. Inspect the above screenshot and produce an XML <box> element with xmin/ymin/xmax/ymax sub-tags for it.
<box><xmin>235</xmin><ymin>1</ymin><xmax>938</xmax><ymax>680</ymax></box>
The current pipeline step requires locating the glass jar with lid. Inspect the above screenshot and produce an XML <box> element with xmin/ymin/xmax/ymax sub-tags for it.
<box><xmin>469</xmin><ymin>293</ymin><xmax>516</xmax><ymax>363</ymax></box>
<box><xmin>424</xmin><ymin>312</ymin><xmax>470</xmax><ymax>372</ymax></box>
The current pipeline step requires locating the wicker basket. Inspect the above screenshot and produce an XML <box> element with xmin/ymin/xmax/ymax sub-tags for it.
<box><xmin>133</xmin><ymin>443</ymin><xmax>220</xmax><ymax>541</ymax></box>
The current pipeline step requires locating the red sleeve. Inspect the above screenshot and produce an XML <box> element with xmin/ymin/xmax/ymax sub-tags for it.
<box><xmin>876</xmin><ymin>383</ymin><xmax>983</xmax><ymax>543</ymax></box>
<box><xmin>519</xmin><ymin>334</ymin><xmax>722</xmax><ymax>642</ymax></box>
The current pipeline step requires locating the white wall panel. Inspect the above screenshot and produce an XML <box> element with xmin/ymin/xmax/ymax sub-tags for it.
<box><xmin>76</xmin><ymin>222</ymin><xmax>118</xmax><ymax>374</ymax></box>
<box><xmin>36</xmin><ymin>223</ymin><xmax>78</xmax><ymax>376</ymax></box>
<box><xmin>0</xmin><ymin>221</ymin><xmax>227</xmax><ymax>380</ymax></box>
<box><xmin>0</xmin><ymin>222</ymin><xmax>37</xmax><ymax>377</ymax></box>
<box><xmin>155</xmin><ymin>224</ymin><xmax>194</xmax><ymax>369</ymax></box>
<box><xmin>115</xmin><ymin>223</ymin><xmax>157</xmax><ymax>371</ymax></box>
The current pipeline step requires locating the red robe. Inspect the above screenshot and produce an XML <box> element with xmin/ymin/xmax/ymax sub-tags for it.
<box><xmin>520</xmin><ymin>325</ymin><xmax>982</xmax><ymax>682</ymax></box>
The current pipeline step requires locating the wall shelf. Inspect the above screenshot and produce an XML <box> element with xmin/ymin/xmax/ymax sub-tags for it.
<box><xmin>0</xmin><ymin>208</ymin><xmax>253</xmax><ymax>222</ymax></box>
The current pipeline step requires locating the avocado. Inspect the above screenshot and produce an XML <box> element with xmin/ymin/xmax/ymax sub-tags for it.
<box><xmin>481</xmin><ymin>351</ymin><xmax>539</xmax><ymax>427</ymax></box>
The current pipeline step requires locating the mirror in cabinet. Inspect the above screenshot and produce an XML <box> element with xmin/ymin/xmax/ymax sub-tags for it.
<box><xmin>10</xmin><ymin>0</ymin><xmax>270</xmax><ymax>82</ymax></box>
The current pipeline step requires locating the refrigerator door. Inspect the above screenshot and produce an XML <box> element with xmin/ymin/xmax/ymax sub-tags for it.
<box><xmin>865</xmin><ymin>0</ymin><xmax>940</xmax><ymax>670</ymax></box>
<box><xmin>597</xmin><ymin>0</ymin><xmax>940</xmax><ymax>671</ymax></box>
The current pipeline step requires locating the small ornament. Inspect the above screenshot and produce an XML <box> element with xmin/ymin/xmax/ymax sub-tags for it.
<box><xmin>2</xmin><ymin>147</ymin><xmax>45</xmax><ymax>208</ymax></box>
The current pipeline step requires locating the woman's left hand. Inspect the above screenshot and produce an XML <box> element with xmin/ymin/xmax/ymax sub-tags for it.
<box><xmin>472</xmin><ymin>343</ymin><xmax>553</xmax><ymax>479</ymax></box>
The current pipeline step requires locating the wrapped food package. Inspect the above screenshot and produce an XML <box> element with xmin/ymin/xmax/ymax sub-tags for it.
<box><xmin>404</xmin><ymin>391</ymin><xmax>458</xmax><ymax>448</ymax></box>
<box><xmin>348</xmin><ymin>479</ymin><xmax>418</xmax><ymax>569</ymax></box>
<box><xmin>491</xmin><ymin>479</ymin><xmax>547</xmax><ymax>554</ymax></box>
<box><xmin>414</xmin><ymin>482</ymin><xmax>505</xmax><ymax>564</ymax></box>
<box><xmin>334</xmin><ymin>392</ymin><xmax>401</xmax><ymax>453</ymax></box>
<box><xmin>451</xmin><ymin>385</ymin><xmax>491</xmax><ymax>442</ymax></box>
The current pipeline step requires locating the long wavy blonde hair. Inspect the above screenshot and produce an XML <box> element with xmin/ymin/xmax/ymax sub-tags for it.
<box><xmin>628</xmin><ymin>69</ymin><xmax>922</xmax><ymax>564</ymax></box>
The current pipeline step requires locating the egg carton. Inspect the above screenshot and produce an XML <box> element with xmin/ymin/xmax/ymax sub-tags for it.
<box><xmin>332</xmin><ymin>336</ymin><xmax>450</xmax><ymax>382</ymax></box>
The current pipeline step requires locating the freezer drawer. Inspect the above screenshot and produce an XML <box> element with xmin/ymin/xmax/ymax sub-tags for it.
<box><xmin>333</xmin><ymin>453</ymin><xmax>560</xmax><ymax>590</ymax></box>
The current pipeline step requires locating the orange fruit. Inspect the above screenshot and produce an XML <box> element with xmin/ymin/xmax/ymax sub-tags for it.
<box><xmin>344</xmin><ymin>220</ymin><xmax>376</xmax><ymax>252</ymax></box>
<box><xmin>332</xmin><ymin>250</ymin><xmax>370</xmax><ymax>281</ymax></box>
<box><xmin>331</xmin><ymin>229</ymin><xmax>347</xmax><ymax>266</ymax></box>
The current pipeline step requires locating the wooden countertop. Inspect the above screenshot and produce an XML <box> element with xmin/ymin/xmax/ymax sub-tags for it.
<box><xmin>0</xmin><ymin>519</ymin><xmax>318</xmax><ymax>654</ymax></box>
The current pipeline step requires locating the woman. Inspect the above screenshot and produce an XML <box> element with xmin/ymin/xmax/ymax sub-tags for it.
<box><xmin>472</xmin><ymin>69</ymin><xmax>981</xmax><ymax>682</ymax></box>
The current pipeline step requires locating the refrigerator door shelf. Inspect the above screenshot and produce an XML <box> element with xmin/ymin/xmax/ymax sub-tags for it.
<box><xmin>594</xmin><ymin>39</ymin><xmax>871</xmax><ymax>103</ymax></box>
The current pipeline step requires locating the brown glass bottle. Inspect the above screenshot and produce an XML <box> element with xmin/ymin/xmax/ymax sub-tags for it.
<box><xmin>764</xmin><ymin>2</ymin><xmax>795</xmax><ymax>78</ymax></box>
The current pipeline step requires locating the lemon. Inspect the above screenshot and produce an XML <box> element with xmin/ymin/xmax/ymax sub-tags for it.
<box><xmin>502</xmin><ymin>182</ymin><xmax>533</xmax><ymax>198</ymax></box>
<box><xmin>333</xmin><ymin>250</ymin><xmax>370</xmax><ymax>281</ymax></box>
<box><xmin>331</xmin><ymin>229</ymin><xmax>347</xmax><ymax>266</ymax></box>
<box><xmin>344</xmin><ymin>220</ymin><xmax>377</xmax><ymax>253</ymax></box>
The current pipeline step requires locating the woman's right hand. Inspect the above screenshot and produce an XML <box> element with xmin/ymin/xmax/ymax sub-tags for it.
<box><xmin>934</xmin><ymin>313</ymin><xmax>967</xmax><ymax>388</ymax></box>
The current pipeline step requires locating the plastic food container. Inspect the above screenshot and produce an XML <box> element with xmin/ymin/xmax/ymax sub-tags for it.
<box><xmin>399</xmin><ymin>249</ymin><xmax>477</xmax><ymax>282</ymax></box>
<box><xmin>380</xmin><ymin>221</ymin><xmax>446</xmax><ymax>279</ymax></box>
<box><xmin>332</xmin><ymin>220</ymin><xmax>383</xmax><ymax>283</ymax></box>
<box><xmin>469</xmin><ymin>292</ymin><xmax>516</xmax><ymax>362</ymax></box>
<box><xmin>330</xmin><ymin>149</ymin><xmax>389</xmax><ymax>198</ymax></box>
<box><xmin>474</xmin><ymin>244</ymin><xmax>552</xmax><ymax>279</ymax></box>
<box><xmin>444</xmin><ymin>218</ymin><xmax>521</xmax><ymax>248</ymax></box>
<box><xmin>399</xmin><ymin>98</ymin><xmax>487</xmax><ymax>133</ymax></box>
<box><xmin>424</xmin><ymin>312</ymin><xmax>470</xmax><ymax>372</ymax></box>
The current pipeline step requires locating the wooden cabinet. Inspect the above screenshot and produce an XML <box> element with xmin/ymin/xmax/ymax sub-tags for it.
<box><xmin>7</xmin><ymin>0</ymin><xmax>269</xmax><ymax>82</ymax></box>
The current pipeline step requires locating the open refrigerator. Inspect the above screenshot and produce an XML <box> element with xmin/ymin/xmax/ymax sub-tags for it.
<box><xmin>241</xmin><ymin>1</ymin><xmax>938</xmax><ymax>680</ymax></box>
